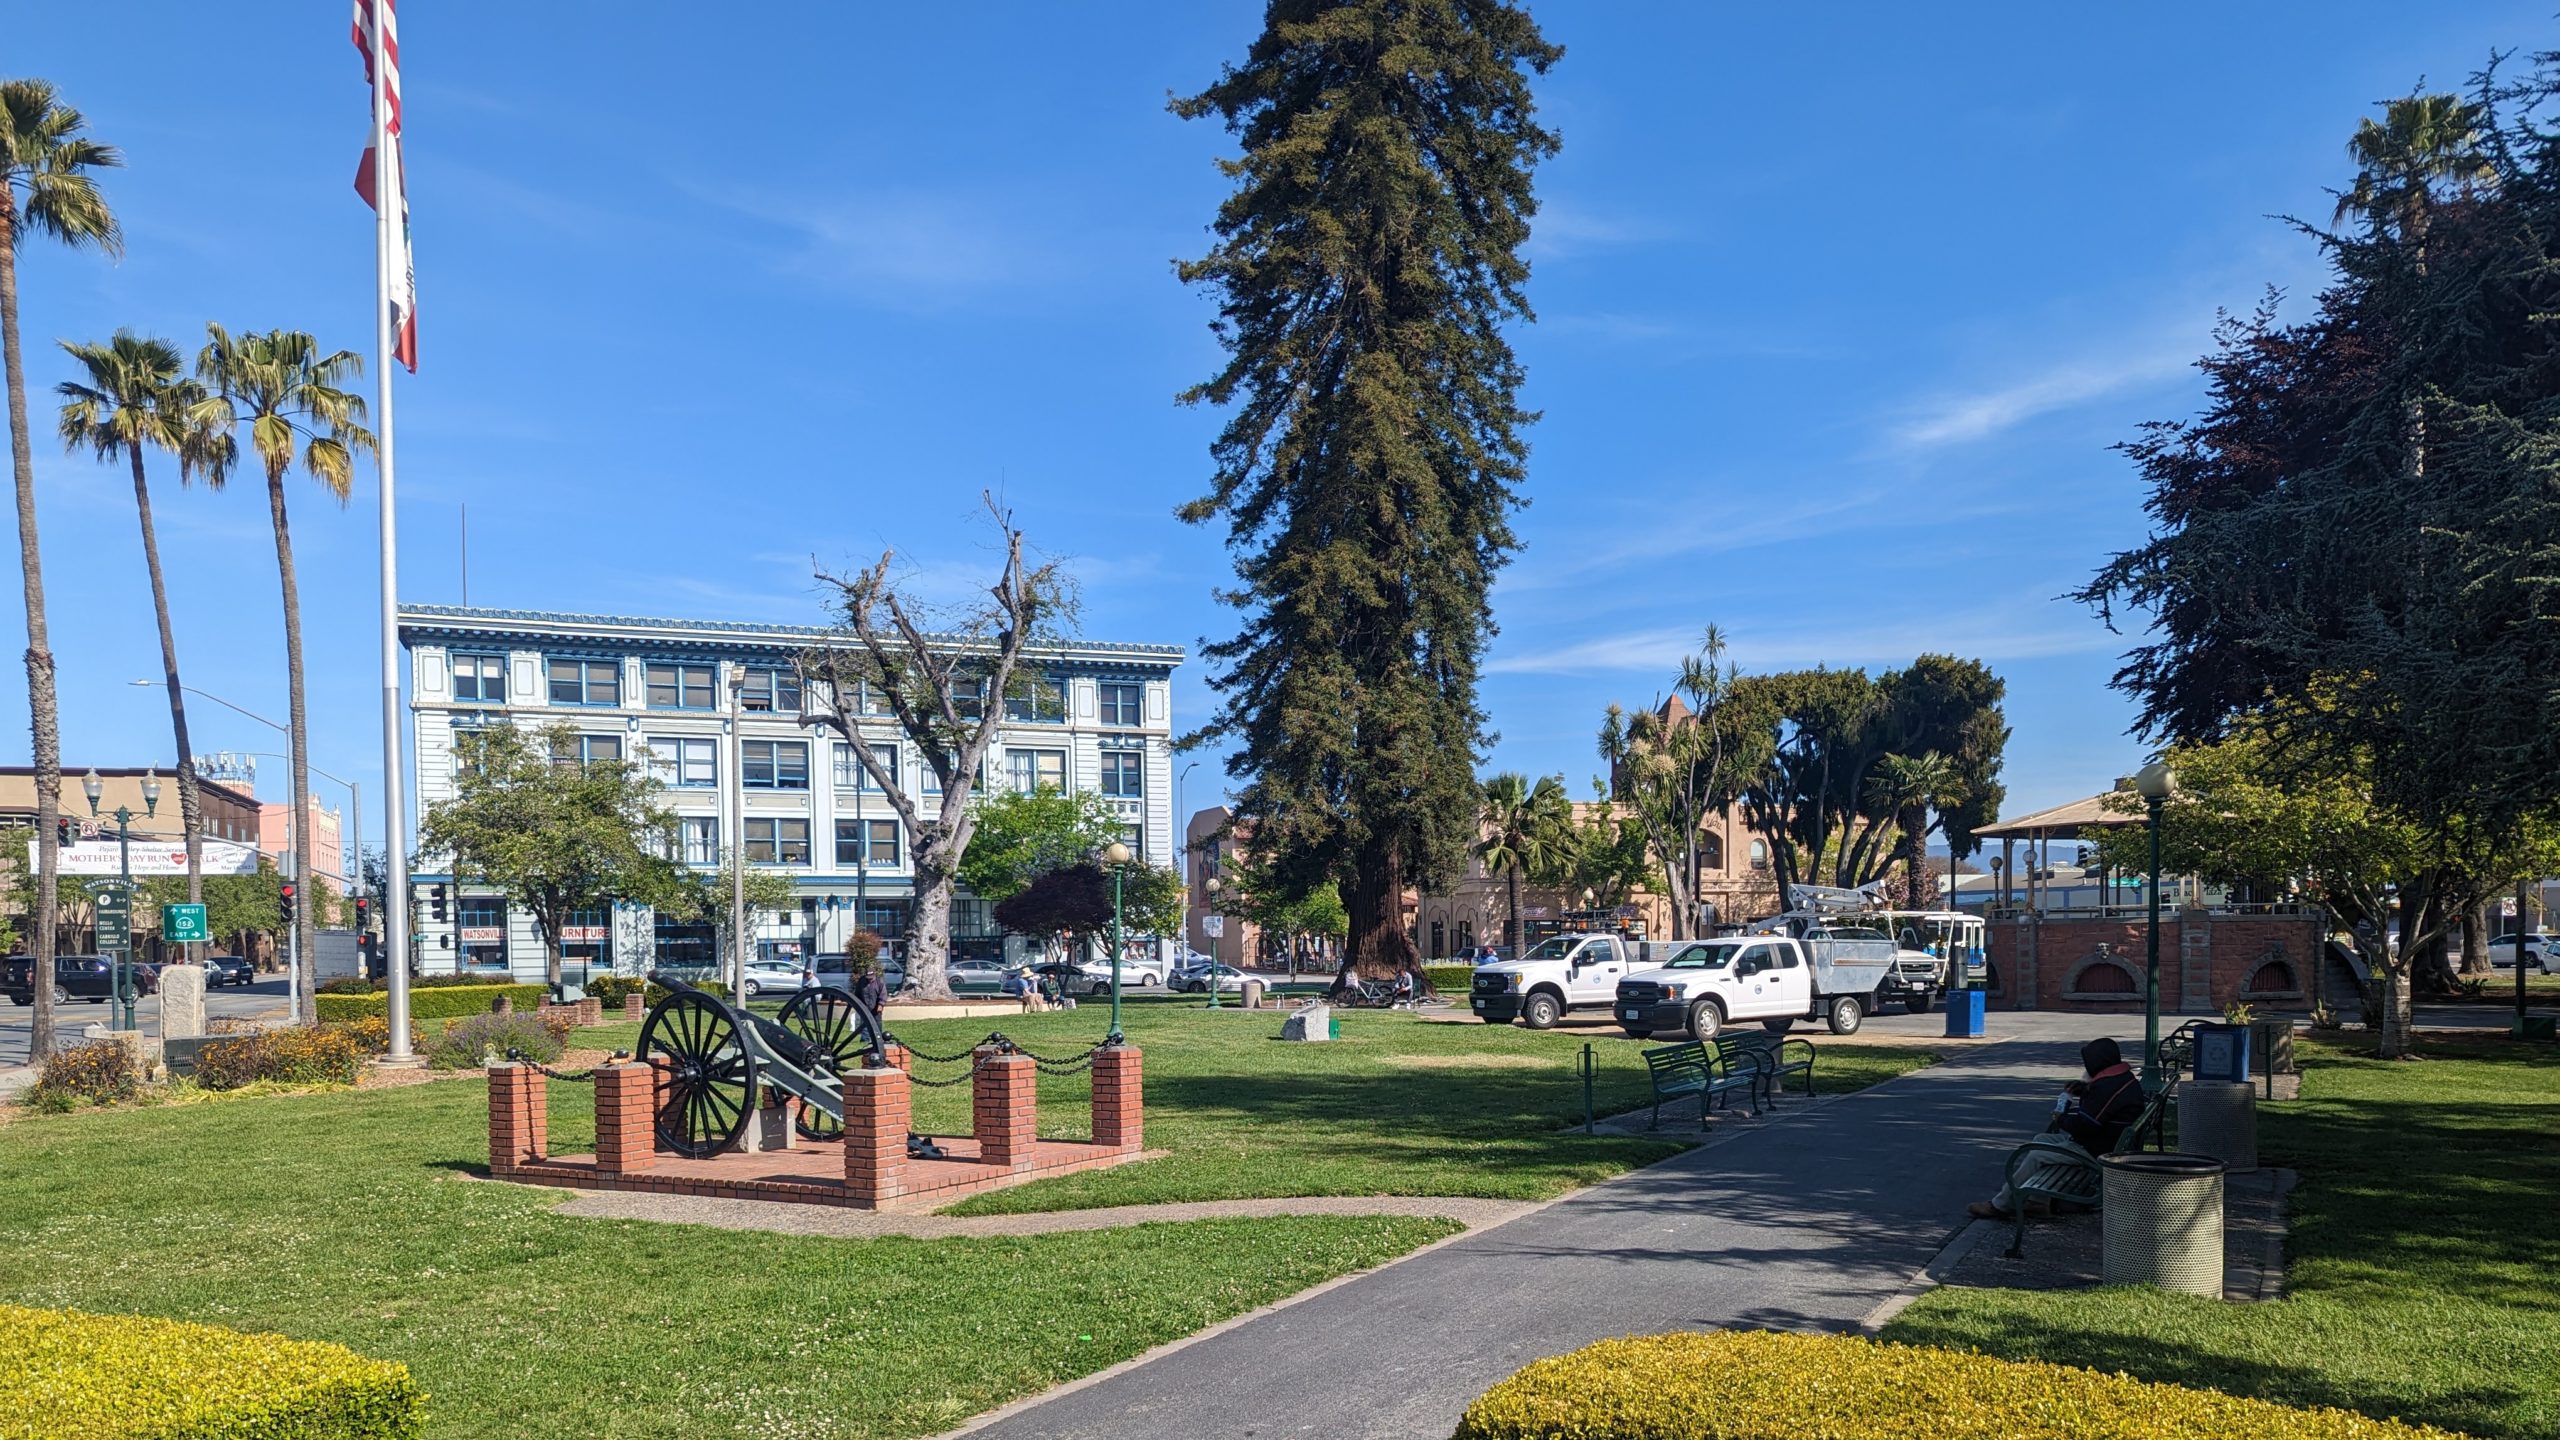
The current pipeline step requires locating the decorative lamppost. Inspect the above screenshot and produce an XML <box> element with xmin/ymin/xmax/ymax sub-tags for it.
<box><xmin>2134</xmin><ymin>758</ymin><xmax>2175</xmax><ymax>1089</ymax></box>
<box><xmin>728</xmin><ymin>668</ymin><xmax>750</xmax><ymax>1002</ymax></box>
<box><xmin>1205</xmin><ymin>874</ymin><xmax>1223</xmax><ymax>1010</ymax></box>
<box><xmin>82</xmin><ymin>767</ymin><xmax>159</xmax><ymax>1031</ymax></box>
<box><xmin>1103</xmin><ymin>839</ymin><xmax>1131</xmax><ymax>1044</ymax></box>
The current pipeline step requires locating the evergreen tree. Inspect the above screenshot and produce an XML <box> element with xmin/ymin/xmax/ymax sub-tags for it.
<box><xmin>1175</xmin><ymin>0</ymin><xmax>1560</xmax><ymax>973</ymax></box>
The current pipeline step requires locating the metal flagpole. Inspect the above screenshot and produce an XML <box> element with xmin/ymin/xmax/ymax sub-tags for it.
<box><xmin>370</xmin><ymin>0</ymin><xmax>418</xmax><ymax>1064</ymax></box>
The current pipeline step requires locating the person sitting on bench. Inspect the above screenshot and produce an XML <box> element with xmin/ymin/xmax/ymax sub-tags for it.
<box><xmin>1968</xmin><ymin>1036</ymin><xmax>2143</xmax><ymax>1220</ymax></box>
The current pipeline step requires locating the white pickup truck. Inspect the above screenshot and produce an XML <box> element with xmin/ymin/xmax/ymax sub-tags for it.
<box><xmin>1612</xmin><ymin>929</ymin><xmax>1896</xmax><ymax>1040</ymax></box>
<box><xmin>1468</xmin><ymin>934</ymin><xmax>1672</xmax><ymax>1030</ymax></box>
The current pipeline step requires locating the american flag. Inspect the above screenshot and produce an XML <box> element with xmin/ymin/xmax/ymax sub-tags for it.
<box><xmin>352</xmin><ymin>0</ymin><xmax>417</xmax><ymax>371</ymax></box>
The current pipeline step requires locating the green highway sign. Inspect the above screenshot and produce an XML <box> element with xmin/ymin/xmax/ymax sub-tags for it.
<box><xmin>163</xmin><ymin>903</ymin><xmax>210</xmax><ymax>944</ymax></box>
<box><xmin>96</xmin><ymin>886</ymin><xmax>130</xmax><ymax>916</ymax></box>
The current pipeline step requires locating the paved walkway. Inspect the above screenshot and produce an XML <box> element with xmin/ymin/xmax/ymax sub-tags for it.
<box><xmin>950</xmin><ymin>1030</ymin><xmax>2116</xmax><ymax>1440</ymax></box>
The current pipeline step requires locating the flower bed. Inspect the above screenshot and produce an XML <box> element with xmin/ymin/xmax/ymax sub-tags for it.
<box><xmin>1451</xmin><ymin>1332</ymin><xmax>2459</xmax><ymax>1440</ymax></box>
<box><xmin>0</xmin><ymin>1301</ymin><xmax>423</xmax><ymax>1439</ymax></box>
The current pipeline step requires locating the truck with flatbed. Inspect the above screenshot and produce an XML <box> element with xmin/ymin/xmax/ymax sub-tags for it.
<box><xmin>1612</xmin><ymin>928</ymin><xmax>1896</xmax><ymax>1039</ymax></box>
<box><xmin>1468</xmin><ymin>932</ymin><xmax>1687</xmax><ymax>1030</ymax></box>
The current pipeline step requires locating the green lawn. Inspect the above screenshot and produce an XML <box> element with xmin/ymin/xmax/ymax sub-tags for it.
<box><xmin>588</xmin><ymin>1004</ymin><xmax>1936</xmax><ymax>1214</ymax></box>
<box><xmin>1884</xmin><ymin>1035</ymin><xmax>2560</xmax><ymax>1440</ymax></box>
<box><xmin>0</xmin><ymin>1005</ymin><xmax>1931</xmax><ymax>1439</ymax></box>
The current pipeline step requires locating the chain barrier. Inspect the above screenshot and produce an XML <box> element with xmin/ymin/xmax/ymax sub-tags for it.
<box><xmin>873</xmin><ymin>1030</ymin><xmax>1114</xmax><ymax>1082</ymax></box>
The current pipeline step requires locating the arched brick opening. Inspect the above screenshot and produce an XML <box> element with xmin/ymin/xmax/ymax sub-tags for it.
<box><xmin>2246</xmin><ymin>959</ymin><xmax>2300</xmax><ymax>997</ymax></box>
<box><xmin>2064</xmin><ymin>956</ymin><xmax>2140</xmax><ymax>998</ymax></box>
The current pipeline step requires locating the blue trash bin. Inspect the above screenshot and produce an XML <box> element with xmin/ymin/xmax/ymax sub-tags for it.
<box><xmin>1943</xmin><ymin>988</ymin><xmax>1987</xmax><ymax>1038</ymax></box>
<box><xmin>2191</xmin><ymin>1023</ymin><xmax>2251</xmax><ymax>1084</ymax></box>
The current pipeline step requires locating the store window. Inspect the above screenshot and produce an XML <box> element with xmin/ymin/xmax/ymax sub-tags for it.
<box><xmin>458</xmin><ymin>895</ymin><xmax>509</xmax><ymax>972</ymax></box>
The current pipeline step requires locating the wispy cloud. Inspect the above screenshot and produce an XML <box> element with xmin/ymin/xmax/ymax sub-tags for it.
<box><xmin>687</xmin><ymin>180</ymin><xmax>1071</xmax><ymax>309</ymax></box>
<box><xmin>1502</xmin><ymin>489</ymin><xmax>1887</xmax><ymax>593</ymax></box>
<box><xmin>1525</xmin><ymin>199</ymin><xmax>1670</xmax><ymax>261</ymax></box>
<box><xmin>1890</xmin><ymin>349</ymin><xmax>2193</xmax><ymax>449</ymax></box>
<box><xmin>1487</xmin><ymin>597</ymin><xmax>2113</xmax><ymax>677</ymax></box>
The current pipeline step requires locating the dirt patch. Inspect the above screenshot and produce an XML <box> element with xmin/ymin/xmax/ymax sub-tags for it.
<box><xmin>1383</xmin><ymin>1053</ymin><xmax>1556</xmax><ymax>1071</ymax></box>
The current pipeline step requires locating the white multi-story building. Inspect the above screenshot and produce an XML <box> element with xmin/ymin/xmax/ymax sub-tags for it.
<box><xmin>399</xmin><ymin>604</ymin><xmax>1184</xmax><ymax>980</ymax></box>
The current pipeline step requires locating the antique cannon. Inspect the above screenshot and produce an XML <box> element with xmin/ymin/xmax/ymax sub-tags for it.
<box><xmin>635</xmin><ymin>980</ymin><xmax>884</xmax><ymax>1157</ymax></box>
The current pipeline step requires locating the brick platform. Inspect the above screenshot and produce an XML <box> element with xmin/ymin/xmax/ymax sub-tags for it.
<box><xmin>502</xmin><ymin>1135</ymin><xmax>1144</xmax><ymax>1210</ymax></box>
<box><xmin>484</xmin><ymin>1047</ymin><xmax>1147</xmax><ymax>1211</ymax></box>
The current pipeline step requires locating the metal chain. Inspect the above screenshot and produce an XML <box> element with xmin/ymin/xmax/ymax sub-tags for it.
<box><xmin>505</xmin><ymin>1047</ymin><xmax>610</xmax><ymax>1083</ymax></box>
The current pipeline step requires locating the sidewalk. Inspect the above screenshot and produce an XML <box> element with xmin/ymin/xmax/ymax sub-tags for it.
<box><xmin>950</xmin><ymin>1031</ymin><xmax>2108</xmax><ymax>1440</ymax></box>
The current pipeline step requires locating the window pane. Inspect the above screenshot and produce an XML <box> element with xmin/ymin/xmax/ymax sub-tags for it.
<box><xmin>1101</xmin><ymin>682</ymin><xmax>1142</xmax><ymax>727</ymax></box>
<box><xmin>646</xmin><ymin>664</ymin><xmax>678</xmax><ymax>708</ymax></box>
<box><xmin>835</xmin><ymin>820</ymin><xmax>862</xmax><ymax>867</ymax></box>
<box><xmin>867</xmin><ymin>819</ymin><xmax>899</xmax><ymax>867</ymax></box>
<box><xmin>587</xmin><ymin>661</ymin><xmax>619</xmax><ymax>705</ymax></box>
<box><xmin>781</xmin><ymin>818</ymin><xmax>810</xmax><ymax>864</ymax></box>
<box><xmin>547</xmin><ymin>658</ymin><xmax>582</xmax><ymax>704</ymax></box>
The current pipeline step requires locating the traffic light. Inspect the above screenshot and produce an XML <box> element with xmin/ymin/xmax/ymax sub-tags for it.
<box><xmin>54</xmin><ymin>819</ymin><xmax>71</xmax><ymax>848</ymax></box>
<box><xmin>279</xmin><ymin>882</ymin><xmax>297</xmax><ymax>924</ymax></box>
<box><xmin>354</xmin><ymin>897</ymin><xmax>371</xmax><ymax>932</ymax></box>
<box><xmin>429</xmin><ymin>885</ymin><xmax>448</xmax><ymax>922</ymax></box>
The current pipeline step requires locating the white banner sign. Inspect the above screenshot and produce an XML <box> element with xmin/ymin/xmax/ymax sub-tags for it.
<box><xmin>56</xmin><ymin>838</ymin><xmax>263</xmax><ymax>877</ymax></box>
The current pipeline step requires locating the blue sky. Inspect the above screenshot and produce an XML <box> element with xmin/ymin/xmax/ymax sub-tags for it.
<box><xmin>6</xmin><ymin>2</ymin><xmax>2550</xmax><ymax>846</ymax></box>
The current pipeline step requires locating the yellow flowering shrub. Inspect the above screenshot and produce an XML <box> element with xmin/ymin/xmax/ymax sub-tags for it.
<box><xmin>0</xmin><ymin>1302</ymin><xmax>423</xmax><ymax>1439</ymax></box>
<box><xmin>1451</xmin><ymin>1332</ymin><xmax>2462</xmax><ymax>1440</ymax></box>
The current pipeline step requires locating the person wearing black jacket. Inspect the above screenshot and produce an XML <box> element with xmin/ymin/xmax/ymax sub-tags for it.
<box><xmin>1970</xmin><ymin>1037</ymin><xmax>2145</xmax><ymax>1220</ymax></box>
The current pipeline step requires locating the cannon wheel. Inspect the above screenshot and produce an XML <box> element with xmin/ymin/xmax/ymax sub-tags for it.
<box><xmin>637</xmin><ymin>987</ymin><xmax>757</xmax><ymax>1158</ymax></box>
<box><xmin>778</xmin><ymin>985</ymin><xmax>873</xmax><ymax>1140</ymax></box>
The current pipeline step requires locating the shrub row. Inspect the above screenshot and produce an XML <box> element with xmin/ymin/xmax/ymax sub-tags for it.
<box><xmin>1422</xmin><ymin>964</ymin><xmax>1475</xmax><ymax>996</ymax></box>
<box><xmin>314</xmin><ymin>983</ymin><xmax>547</xmax><ymax>1022</ymax></box>
<box><xmin>425</xmin><ymin>1011</ymin><xmax>570</xmax><ymax>1070</ymax></box>
<box><xmin>195</xmin><ymin>1028</ymin><xmax>370</xmax><ymax>1091</ymax></box>
<box><xmin>1451</xmin><ymin>1332</ymin><xmax>2458</xmax><ymax>1440</ymax></box>
<box><xmin>0</xmin><ymin>1301</ymin><xmax>423</xmax><ymax>1439</ymax></box>
<box><xmin>583</xmin><ymin>975</ymin><xmax>648</xmax><ymax>1005</ymax></box>
<box><xmin>21</xmin><ymin>1041</ymin><xmax>141</xmax><ymax>1112</ymax></box>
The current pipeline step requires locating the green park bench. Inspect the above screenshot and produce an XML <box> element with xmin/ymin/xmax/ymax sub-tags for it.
<box><xmin>1640</xmin><ymin>1041</ymin><xmax>1761</xmax><ymax>1129</ymax></box>
<box><xmin>2001</xmin><ymin>1084</ymin><xmax>2173</xmax><ymax>1258</ymax></box>
<box><xmin>1714</xmin><ymin>1033</ymin><xmax>1816</xmax><ymax>1104</ymax></box>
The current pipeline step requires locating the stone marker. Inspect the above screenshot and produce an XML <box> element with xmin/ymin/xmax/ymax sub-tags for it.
<box><xmin>159</xmin><ymin>962</ymin><xmax>207</xmax><ymax>1040</ymax></box>
<box><xmin>1281</xmin><ymin>1002</ymin><xmax>1331</xmax><ymax>1042</ymax></box>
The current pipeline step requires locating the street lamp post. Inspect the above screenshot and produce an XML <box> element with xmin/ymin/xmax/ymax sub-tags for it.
<box><xmin>1205</xmin><ymin>875</ymin><xmax>1223</xmax><ymax>1011</ymax></box>
<box><xmin>81</xmin><ymin>768</ymin><xmax>159</xmax><ymax>1031</ymax></box>
<box><xmin>2135</xmin><ymin>759</ymin><xmax>2175</xmax><ymax>1090</ymax></box>
<box><xmin>1104</xmin><ymin>839</ymin><xmax>1131</xmax><ymax>1044</ymax></box>
<box><xmin>729</xmin><ymin>669</ymin><xmax>751</xmax><ymax>1004</ymax></box>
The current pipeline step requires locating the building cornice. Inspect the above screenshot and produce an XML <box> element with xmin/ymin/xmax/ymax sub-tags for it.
<box><xmin>397</xmin><ymin>603</ymin><xmax>1183</xmax><ymax>667</ymax></box>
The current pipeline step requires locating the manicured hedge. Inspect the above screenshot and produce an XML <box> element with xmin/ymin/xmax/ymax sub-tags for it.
<box><xmin>1423</xmin><ymin>965</ymin><xmax>1475</xmax><ymax>995</ymax></box>
<box><xmin>0</xmin><ymin>1301</ymin><xmax>423</xmax><ymax>1439</ymax></box>
<box><xmin>1451</xmin><ymin>1332</ymin><xmax>2459</xmax><ymax>1440</ymax></box>
<box><xmin>314</xmin><ymin>983</ymin><xmax>548</xmax><ymax>1022</ymax></box>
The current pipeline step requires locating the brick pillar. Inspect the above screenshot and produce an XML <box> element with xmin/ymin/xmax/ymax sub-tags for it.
<box><xmin>973</xmin><ymin>1051</ymin><xmax>1037</xmax><ymax>1169</ymax></box>
<box><xmin>882</xmin><ymin>1042</ymin><xmax>911</xmax><ymax>1072</ymax></box>
<box><xmin>841</xmin><ymin>1066</ymin><xmax>911</xmax><ymax>1208</ymax></box>
<box><xmin>2179</xmin><ymin>911</ymin><xmax>2214</xmax><ymax>1014</ymax></box>
<box><xmin>580</xmin><ymin>997</ymin><xmax>603</xmax><ymax>1027</ymax></box>
<box><xmin>1092</xmin><ymin>1045</ymin><xmax>1142</xmax><ymax>1150</ymax></box>
<box><xmin>623</xmin><ymin>993</ymin><xmax>645</xmax><ymax>1022</ymax></box>
<box><xmin>486</xmin><ymin>1062</ymin><xmax>546</xmax><ymax>1173</ymax></box>
<box><xmin>594</xmin><ymin>1062</ymin><xmax>656</xmax><ymax>1175</ymax></box>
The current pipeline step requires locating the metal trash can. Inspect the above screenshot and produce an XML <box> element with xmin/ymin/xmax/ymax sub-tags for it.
<box><xmin>2177</xmin><ymin>1080</ymin><xmax>2259</xmax><ymax>1172</ymax></box>
<box><xmin>2101</xmin><ymin>1152</ymin><xmax>2225</xmax><ymax>1297</ymax></box>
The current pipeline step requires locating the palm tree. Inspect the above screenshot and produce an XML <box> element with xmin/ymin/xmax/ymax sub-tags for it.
<box><xmin>0</xmin><ymin>80</ymin><xmax>119</xmax><ymax>1061</ymax></box>
<box><xmin>197</xmin><ymin>325</ymin><xmax>373</xmax><ymax>1023</ymax></box>
<box><xmin>59</xmin><ymin>333</ymin><xmax>226</xmax><ymax>924</ymax></box>
<box><xmin>1476</xmin><ymin>772</ymin><xmax>1576</xmax><ymax>949</ymax></box>
<box><xmin>2334</xmin><ymin>92</ymin><xmax>2494</xmax><ymax>259</ymax></box>
<box><xmin>1866</xmin><ymin>752</ymin><xmax>1959</xmax><ymax>908</ymax></box>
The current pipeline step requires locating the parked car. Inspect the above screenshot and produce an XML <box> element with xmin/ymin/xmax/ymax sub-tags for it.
<box><xmin>3</xmin><ymin>955</ymin><xmax>122</xmax><ymax>1006</ymax></box>
<box><xmin>811</xmin><ymin>952</ymin><xmax>907</xmax><ymax>992</ymax></box>
<box><xmin>1077</xmin><ymin>955</ymin><xmax>1165</xmax><ymax>988</ymax></box>
<box><xmin>2489</xmin><ymin>934</ymin><xmax>2553</xmax><ymax>972</ymax></box>
<box><xmin>1174</xmin><ymin>963</ymin><xmax>1250</xmax><ymax>994</ymax></box>
<box><xmin>1027</xmin><ymin>961</ymin><xmax>1111</xmax><ymax>998</ymax></box>
<box><xmin>202</xmin><ymin>954</ymin><xmax>254</xmax><ymax>987</ymax></box>
<box><xmin>946</xmin><ymin>959</ymin><xmax>1012</xmax><ymax>993</ymax></box>
<box><xmin>737</xmin><ymin>959</ymin><xmax>808</xmax><ymax>998</ymax></box>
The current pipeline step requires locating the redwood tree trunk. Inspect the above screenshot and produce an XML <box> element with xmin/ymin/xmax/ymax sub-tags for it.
<box><xmin>0</xmin><ymin>198</ymin><xmax>63</xmax><ymax>1061</ymax></box>
<box><xmin>1345</xmin><ymin>840</ymin><xmax>1418</xmax><ymax>977</ymax></box>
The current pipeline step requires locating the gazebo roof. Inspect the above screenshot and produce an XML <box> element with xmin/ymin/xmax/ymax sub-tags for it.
<box><xmin>1973</xmin><ymin>786</ymin><xmax>2146</xmax><ymax>841</ymax></box>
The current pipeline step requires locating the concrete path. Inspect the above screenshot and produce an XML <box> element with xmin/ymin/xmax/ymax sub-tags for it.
<box><xmin>949</xmin><ymin>1030</ymin><xmax>2115</xmax><ymax>1440</ymax></box>
<box><xmin>551</xmin><ymin>1190</ymin><xmax>1535</xmax><ymax>1239</ymax></box>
